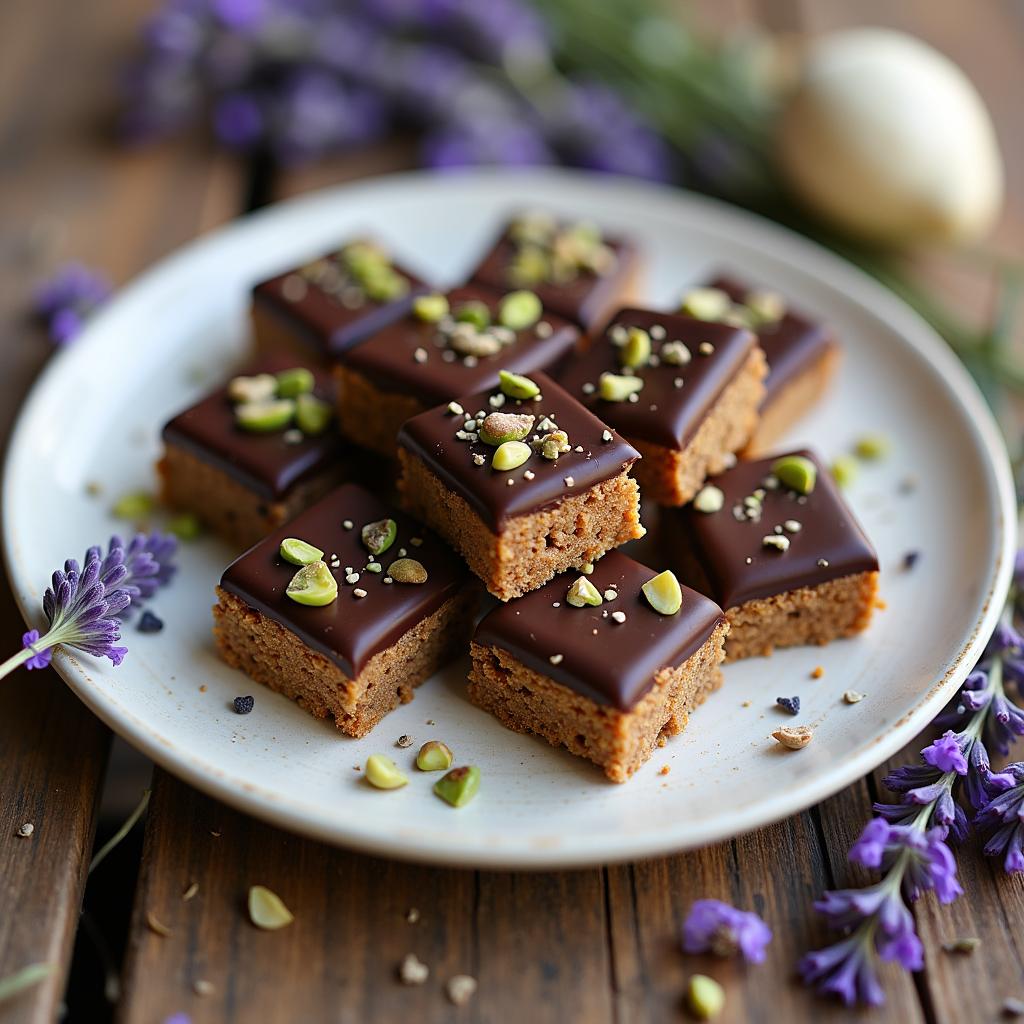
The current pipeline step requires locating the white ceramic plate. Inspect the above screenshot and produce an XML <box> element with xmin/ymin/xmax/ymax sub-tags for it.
<box><xmin>3</xmin><ymin>169</ymin><xmax>1015</xmax><ymax>868</ymax></box>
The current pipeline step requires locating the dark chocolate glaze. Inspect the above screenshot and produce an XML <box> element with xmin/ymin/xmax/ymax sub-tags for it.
<box><xmin>670</xmin><ymin>449</ymin><xmax>879</xmax><ymax>610</ymax></box>
<box><xmin>340</xmin><ymin>284</ymin><xmax>579</xmax><ymax>406</ymax></box>
<box><xmin>557</xmin><ymin>309</ymin><xmax>757</xmax><ymax>450</ymax></box>
<box><xmin>708</xmin><ymin>275</ymin><xmax>836</xmax><ymax>399</ymax></box>
<box><xmin>468</xmin><ymin>221</ymin><xmax>639</xmax><ymax>330</ymax></box>
<box><xmin>219</xmin><ymin>483</ymin><xmax>474</xmax><ymax>679</ymax></box>
<box><xmin>474</xmin><ymin>550</ymin><xmax>725</xmax><ymax>711</ymax></box>
<box><xmin>397</xmin><ymin>372</ymin><xmax>640</xmax><ymax>530</ymax></box>
<box><xmin>161</xmin><ymin>355</ymin><xmax>347</xmax><ymax>501</ymax></box>
<box><xmin>253</xmin><ymin>243</ymin><xmax>428</xmax><ymax>357</ymax></box>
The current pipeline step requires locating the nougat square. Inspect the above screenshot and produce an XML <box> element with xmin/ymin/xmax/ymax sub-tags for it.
<box><xmin>252</xmin><ymin>238</ymin><xmax>428</xmax><ymax>364</ymax></box>
<box><xmin>213</xmin><ymin>484</ymin><xmax>477</xmax><ymax>737</ymax></box>
<box><xmin>558</xmin><ymin>308</ymin><xmax>767</xmax><ymax>506</ymax></box>
<box><xmin>337</xmin><ymin>284</ymin><xmax>579</xmax><ymax>457</ymax></box>
<box><xmin>397</xmin><ymin>372</ymin><xmax>643</xmax><ymax>601</ymax></box>
<box><xmin>668</xmin><ymin>450</ymin><xmax>879</xmax><ymax>660</ymax></box>
<box><xmin>468</xmin><ymin>551</ymin><xmax>728</xmax><ymax>782</ymax></box>
<box><xmin>468</xmin><ymin>211</ymin><xmax>641</xmax><ymax>330</ymax></box>
<box><xmin>159</xmin><ymin>357</ymin><xmax>352</xmax><ymax>549</ymax></box>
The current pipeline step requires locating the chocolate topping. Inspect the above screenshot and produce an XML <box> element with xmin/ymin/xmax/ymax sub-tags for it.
<box><xmin>397</xmin><ymin>372</ymin><xmax>640</xmax><ymax>530</ymax></box>
<box><xmin>219</xmin><ymin>483</ymin><xmax>474</xmax><ymax>678</ymax></box>
<box><xmin>557</xmin><ymin>309</ymin><xmax>758</xmax><ymax>450</ymax></box>
<box><xmin>161</xmin><ymin>356</ymin><xmax>345</xmax><ymax>501</ymax></box>
<box><xmin>469</xmin><ymin>222</ymin><xmax>639</xmax><ymax>329</ymax></box>
<box><xmin>672</xmin><ymin>449</ymin><xmax>879</xmax><ymax>610</ymax></box>
<box><xmin>340</xmin><ymin>284</ymin><xmax>579</xmax><ymax>406</ymax></box>
<box><xmin>709</xmin><ymin>275</ymin><xmax>836</xmax><ymax>399</ymax></box>
<box><xmin>253</xmin><ymin>242</ymin><xmax>428</xmax><ymax>357</ymax></box>
<box><xmin>474</xmin><ymin>550</ymin><xmax>725</xmax><ymax>711</ymax></box>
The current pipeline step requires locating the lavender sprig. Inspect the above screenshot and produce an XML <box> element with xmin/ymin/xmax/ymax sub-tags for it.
<box><xmin>0</xmin><ymin>534</ymin><xmax>177</xmax><ymax>681</ymax></box>
<box><xmin>975</xmin><ymin>762</ymin><xmax>1024</xmax><ymax>873</ymax></box>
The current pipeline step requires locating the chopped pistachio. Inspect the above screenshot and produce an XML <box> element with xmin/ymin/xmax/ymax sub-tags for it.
<box><xmin>508</xmin><ymin>246</ymin><xmax>550</xmax><ymax>286</ymax></box>
<box><xmin>365</xmin><ymin>754</ymin><xmax>409</xmax><ymax>790</ymax></box>
<box><xmin>248</xmin><ymin>885</ymin><xmax>295</xmax><ymax>930</ymax></box>
<box><xmin>280</xmin><ymin>537</ymin><xmax>325</xmax><ymax>566</ymax></box>
<box><xmin>448</xmin><ymin>324</ymin><xmax>501</xmax><ymax>357</ymax></box>
<box><xmin>509</xmin><ymin>210</ymin><xmax>556</xmax><ymax>244</ymax></box>
<box><xmin>854</xmin><ymin>433</ymin><xmax>890</xmax><ymax>460</ymax></box>
<box><xmin>479</xmin><ymin>411</ymin><xmax>535</xmax><ymax>446</ymax></box>
<box><xmin>112</xmin><ymin>491</ymin><xmax>155</xmax><ymax>520</ymax></box>
<box><xmin>412</xmin><ymin>292</ymin><xmax>450</xmax><ymax>323</ymax></box>
<box><xmin>771</xmin><ymin>454</ymin><xmax>817</xmax><ymax>495</ymax></box>
<box><xmin>693</xmin><ymin>485</ymin><xmax>724</xmax><ymax>514</ymax></box>
<box><xmin>744</xmin><ymin>289</ymin><xmax>786</xmax><ymax>325</ymax></box>
<box><xmin>363</xmin><ymin>268</ymin><xmax>408</xmax><ymax>302</ymax></box>
<box><xmin>660</xmin><ymin>340</ymin><xmax>692</xmax><ymax>366</ymax></box>
<box><xmin>416</xmin><ymin>740</ymin><xmax>454</xmax><ymax>772</ymax></box>
<box><xmin>235</xmin><ymin>398</ymin><xmax>295</xmax><ymax>433</ymax></box>
<box><xmin>641</xmin><ymin>570</ymin><xmax>683</xmax><ymax>615</ymax></box>
<box><xmin>227</xmin><ymin>373</ymin><xmax>277</xmax><ymax>404</ymax></box>
<box><xmin>619</xmin><ymin>326</ymin><xmax>651</xmax><ymax>368</ymax></box>
<box><xmin>454</xmin><ymin>299</ymin><xmax>491</xmax><ymax>330</ymax></box>
<box><xmin>285</xmin><ymin>561</ymin><xmax>338</xmax><ymax>607</ymax></box>
<box><xmin>498</xmin><ymin>290</ymin><xmax>542</xmax><ymax>330</ymax></box>
<box><xmin>843</xmin><ymin>690</ymin><xmax>866</xmax><ymax>704</ymax></box>
<box><xmin>687</xmin><ymin>974</ymin><xmax>725</xmax><ymax>1021</ymax></box>
<box><xmin>566</xmin><ymin>576</ymin><xmax>603</xmax><ymax>608</ymax></box>
<box><xmin>388</xmin><ymin>557</ymin><xmax>428</xmax><ymax>584</ymax></box>
<box><xmin>772</xmin><ymin>725</ymin><xmax>813</xmax><ymax>749</ymax></box>
<box><xmin>399</xmin><ymin>953</ymin><xmax>430</xmax><ymax>985</ymax></box>
<box><xmin>831</xmin><ymin>454</ymin><xmax>859</xmax><ymax>488</ymax></box>
<box><xmin>762</xmin><ymin>535</ymin><xmax>790</xmax><ymax>553</ymax></box>
<box><xmin>166</xmin><ymin>512</ymin><xmax>202</xmax><ymax>541</ymax></box>
<box><xmin>498</xmin><ymin>368</ymin><xmax>541</xmax><ymax>399</ymax></box>
<box><xmin>433</xmin><ymin>765</ymin><xmax>480</xmax><ymax>807</ymax></box>
<box><xmin>275</xmin><ymin>366</ymin><xmax>315</xmax><ymax>399</ymax></box>
<box><xmin>447</xmin><ymin>401</ymin><xmax>464</xmax><ymax>416</ymax></box>
<box><xmin>536</xmin><ymin>430</ymin><xmax>570</xmax><ymax>460</ymax></box>
<box><xmin>492</xmin><ymin>440</ymin><xmax>532</xmax><ymax>471</ymax></box>
<box><xmin>361</xmin><ymin>518</ymin><xmax>397</xmax><ymax>556</ymax></box>
<box><xmin>295</xmin><ymin>393</ymin><xmax>332</xmax><ymax>435</ymax></box>
<box><xmin>599</xmin><ymin>372</ymin><xmax>644</xmax><ymax>402</ymax></box>
<box><xmin>680</xmin><ymin>287</ymin><xmax>731</xmax><ymax>321</ymax></box>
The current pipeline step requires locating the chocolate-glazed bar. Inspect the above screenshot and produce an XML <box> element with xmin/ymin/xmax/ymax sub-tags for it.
<box><xmin>397</xmin><ymin>371</ymin><xmax>644</xmax><ymax>600</ymax></box>
<box><xmin>557</xmin><ymin>308</ymin><xmax>766</xmax><ymax>505</ymax></box>
<box><xmin>468</xmin><ymin>212</ymin><xmax>640</xmax><ymax>329</ymax></box>
<box><xmin>336</xmin><ymin>284</ymin><xmax>580</xmax><ymax>457</ymax></box>
<box><xmin>252</xmin><ymin>238</ymin><xmax>428</xmax><ymax>362</ymax></box>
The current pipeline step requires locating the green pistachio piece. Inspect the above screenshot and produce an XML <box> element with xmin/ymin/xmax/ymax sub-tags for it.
<box><xmin>227</xmin><ymin>373</ymin><xmax>277</xmax><ymax>404</ymax></box>
<box><xmin>619</xmin><ymin>326</ymin><xmax>651</xmax><ymax>369</ymax></box>
<box><xmin>433</xmin><ymin>765</ymin><xmax>480</xmax><ymax>807</ymax></box>
<box><xmin>479</xmin><ymin>411</ymin><xmax>535</xmax><ymax>446</ymax></box>
<box><xmin>361</xmin><ymin>518</ymin><xmax>397</xmax><ymax>556</ymax></box>
<box><xmin>248</xmin><ymin>885</ymin><xmax>295</xmax><ymax>931</ymax></box>
<box><xmin>492</xmin><ymin>440</ymin><xmax>532</xmax><ymax>471</ymax></box>
<box><xmin>508</xmin><ymin>246</ymin><xmax>550</xmax><ymax>286</ymax></box>
<box><xmin>389</xmin><ymin>558</ymin><xmax>428</xmax><ymax>584</ymax></box>
<box><xmin>365</xmin><ymin>754</ymin><xmax>408</xmax><ymax>790</ymax></box>
<box><xmin>416</xmin><ymin>740</ymin><xmax>454</xmax><ymax>772</ymax></box>
<box><xmin>412</xmin><ymin>292</ymin><xmax>450</xmax><ymax>323</ymax></box>
<box><xmin>280</xmin><ymin>537</ymin><xmax>325</xmax><ymax>566</ymax></box>
<box><xmin>771</xmin><ymin>454</ymin><xmax>818</xmax><ymax>495</ymax></box>
<box><xmin>295</xmin><ymin>393</ymin><xmax>332</xmax><ymax>435</ymax></box>
<box><xmin>275</xmin><ymin>367</ymin><xmax>315</xmax><ymax>398</ymax></box>
<box><xmin>744</xmin><ymin>289</ymin><xmax>786</xmax><ymax>325</ymax></box>
<box><xmin>235</xmin><ymin>398</ymin><xmax>295</xmax><ymax>433</ymax></box>
<box><xmin>680</xmin><ymin>287</ymin><xmax>732</xmax><ymax>321</ymax></box>
<box><xmin>660</xmin><ymin>340</ymin><xmax>692</xmax><ymax>366</ymax></box>
<box><xmin>112</xmin><ymin>491</ymin><xmax>154</xmax><ymax>520</ymax></box>
<box><xmin>599</xmin><ymin>372</ymin><xmax>644</xmax><ymax>402</ymax></box>
<box><xmin>448</xmin><ymin>325</ymin><xmax>501</xmax><ymax>357</ymax></box>
<box><xmin>566</xmin><ymin>576</ymin><xmax>603</xmax><ymax>608</ymax></box>
<box><xmin>363</xmin><ymin>268</ymin><xmax>408</xmax><ymax>303</ymax></box>
<box><xmin>498</xmin><ymin>369</ymin><xmax>541</xmax><ymax>400</ymax></box>
<box><xmin>341</xmin><ymin>240</ymin><xmax>389</xmax><ymax>275</ymax></box>
<box><xmin>687</xmin><ymin>975</ymin><xmax>725</xmax><ymax>1021</ymax></box>
<box><xmin>692</xmin><ymin>485</ymin><xmax>724</xmax><ymax>514</ymax></box>
<box><xmin>535</xmin><ymin>430</ymin><xmax>569</xmax><ymax>460</ymax></box>
<box><xmin>498</xmin><ymin>290</ymin><xmax>542</xmax><ymax>331</ymax></box>
<box><xmin>831</xmin><ymin>455</ymin><xmax>859</xmax><ymax>488</ymax></box>
<box><xmin>509</xmin><ymin>211</ymin><xmax>557</xmax><ymax>245</ymax></box>
<box><xmin>454</xmin><ymin>299</ymin><xmax>491</xmax><ymax>330</ymax></box>
<box><xmin>641</xmin><ymin>570</ymin><xmax>683</xmax><ymax>616</ymax></box>
<box><xmin>285</xmin><ymin>560</ymin><xmax>338</xmax><ymax>607</ymax></box>
<box><xmin>854</xmin><ymin>434</ymin><xmax>890</xmax><ymax>460</ymax></box>
<box><xmin>167</xmin><ymin>511</ymin><xmax>202</xmax><ymax>541</ymax></box>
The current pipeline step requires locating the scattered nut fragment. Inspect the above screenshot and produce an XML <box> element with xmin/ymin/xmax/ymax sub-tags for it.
<box><xmin>389</xmin><ymin>558</ymin><xmax>428</xmax><ymax>584</ymax></box>
<box><xmin>248</xmin><ymin>885</ymin><xmax>294</xmax><ymax>930</ymax></box>
<box><xmin>396</xmin><ymin>734</ymin><xmax>413</xmax><ymax>749</ymax></box>
<box><xmin>811</xmin><ymin>666</ymin><xmax>825</xmax><ymax>680</ymax></box>
<box><xmin>146</xmin><ymin>911</ymin><xmax>172</xmax><ymax>937</ymax></box>
<box><xmin>446</xmin><ymin>974</ymin><xmax>478</xmax><ymax>1006</ymax></box>
<box><xmin>479</xmin><ymin>411</ymin><xmax>534</xmax><ymax>445</ymax></box>
<box><xmin>399</xmin><ymin>953</ymin><xmax>429</xmax><ymax>985</ymax></box>
<box><xmin>693</xmin><ymin>485</ymin><xmax>724</xmax><ymax>514</ymax></box>
<box><xmin>405</xmin><ymin>907</ymin><xmax>420</xmax><ymax>924</ymax></box>
<box><xmin>193</xmin><ymin>979</ymin><xmax>216</xmax><ymax>997</ymax></box>
<box><xmin>416</xmin><ymin>740</ymin><xmax>454</xmax><ymax>772</ymax></box>
<box><xmin>365</xmin><ymin>754</ymin><xmax>409</xmax><ymax>790</ymax></box>
<box><xmin>182</xmin><ymin>882</ymin><xmax>199</xmax><ymax>901</ymax></box>
<box><xmin>686</xmin><ymin>973</ymin><xmax>725</xmax><ymax>1020</ymax></box>
<box><xmin>16</xmin><ymin>822</ymin><xmax>33</xmax><ymax>838</ymax></box>
<box><xmin>772</xmin><ymin>725</ymin><xmax>814</xmax><ymax>750</ymax></box>
<box><xmin>942</xmin><ymin>936</ymin><xmax>980</xmax><ymax>954</ymax></box>
<box><xmin>843</xmin><ymin>690</ymin><xmax>866</xmax><ymax>705</ymax></box>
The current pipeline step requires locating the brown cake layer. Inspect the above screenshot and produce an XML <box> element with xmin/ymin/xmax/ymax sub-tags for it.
<box><xmin>335</xmin><ymin>363</ymin><xmax>425</xmax><ymax>457</ymax></box>
<box><xmin>214</xmin><ymin>587</ymin><xmax>476</xmax><ymax>737</ymax></box>
<box><xmin>468</xmin><ymin>619</ymin><xmax>728</xmax><ymax>782</ymax></box>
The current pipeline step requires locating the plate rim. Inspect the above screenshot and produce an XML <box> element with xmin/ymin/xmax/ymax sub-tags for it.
<box><xmin>2</xmin><ymin>166</ymin><xmax>1016</xmax><ymax>869</ymax></box>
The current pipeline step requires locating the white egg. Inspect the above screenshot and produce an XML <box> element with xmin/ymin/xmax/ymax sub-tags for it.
<box><xmin>777</xmin><ymin>28</ymin><xmax>1004</xmax><ymax>247</ymax></box>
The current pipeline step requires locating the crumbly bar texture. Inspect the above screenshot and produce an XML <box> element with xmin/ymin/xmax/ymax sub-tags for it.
<box><xmin>213</xmin><ymin>586</ymin><xmax>476</xmax><ymax>737</ymax></box>
<box><xmin>335</xmin><ymin>363</ymin><xmax>425</xmax><ymax>457</ymax></box>
<box><xmin>398</xmin><ymin>449</ymin><xmax>643</xmax><ymax>600</ymax></box>
<box><xmin>468</xmin><ymin>620</ymin><xmax>728</xmax><ymax>783</ymax></box>
<box><xmin>743</xmin><ymin>346</ymin><xmax>840</xmax><ymax>457</ymax></box>
<box><xmin>631</xmin><ymin>347</ymin><xmax>767</xmax><ymax>506</ymax></box>
<box><xmin>158</xmin><ymin>444</ymin><xmax>345</xmax><ymax>550</ymax></box>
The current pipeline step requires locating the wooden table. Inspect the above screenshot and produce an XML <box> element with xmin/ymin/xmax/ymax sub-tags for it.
<box><xmin>2</xmin><ymin>2</ymin><xmax>1023</xmax><ymax>1022</ymax></box>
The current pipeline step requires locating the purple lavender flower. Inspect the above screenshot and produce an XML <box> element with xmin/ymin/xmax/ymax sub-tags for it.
<box><xmin>976</xmin><ymin>762</ymin><xmax>1024</xmax><ymax>873</ymax></box>
<box><xmin>922</xmin><ymin>730</ymin><xmax>969</xmax><ymax>774</ymax></box>
<box><xmin>32</xmin><ymin>264</ymin><xmax>112</xmax><ymax>345</ymax></box>
<box><xmin>0</xmin><ymin>533</ymin><xmax>177</xmax><ymax>682</ymax></box>
<box><xmin>681</xmin><ymin>899</ymin><xmax>772</xmax><ymax>963</ymax></box>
